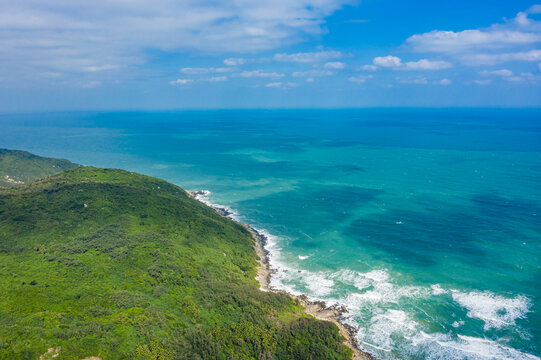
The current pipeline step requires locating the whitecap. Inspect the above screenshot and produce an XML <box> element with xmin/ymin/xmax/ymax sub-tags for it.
<box><xmin>333</xmin><ymin>269</ymin><xmax>372</xmax><ymax>291</ymax></box>
<box><xmin>363</xmin><ymin>269</ymin><xmax>390</xmax><ymax>282</ymax></box>
<box><xmin>298</xmin><ymin>255</ymin><xmax>310</xmax><ymax>260</ymax></box>
<box><xmin>296</xmin><ymin>271</ymin><xmax>336</xmax><ymax>298</ymax></box>
<box><xmin>431</xmin><ymin>284</ymin><xmax>448</xmax><ymax>295</ymax></box>
<box><xmin>451</xmin><ymin>290</ymin><xmax>531</xmax><ymax>330</ymax></box>
<box><xmin>417</xmin><ymin>332</ymin><xmax>540</xmax><ymax>360</ymax></box>
<box><xmin>361</xmin><ymin>309</ymin><xmax>418</xmax><ymax>351</ymax></box>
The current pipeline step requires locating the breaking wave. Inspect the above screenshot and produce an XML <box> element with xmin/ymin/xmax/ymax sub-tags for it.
<box><xmin>191</xmin><ymin>190</ymin><xmax>538</xmax><ymax>360</ymax></box>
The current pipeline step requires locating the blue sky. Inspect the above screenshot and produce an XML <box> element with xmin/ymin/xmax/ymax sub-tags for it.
<box><xmin>1</xmin><ymin>0</ymin><xmax>540</xmax><ymax>110</ymax></box>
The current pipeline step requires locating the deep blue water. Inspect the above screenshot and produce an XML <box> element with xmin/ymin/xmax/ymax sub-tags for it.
<box><xmin>1</xmin><ymin>109</ymin><xmax>540</xmax><ymax>359</ymax></box>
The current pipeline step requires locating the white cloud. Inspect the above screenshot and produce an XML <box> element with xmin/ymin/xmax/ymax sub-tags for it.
<box><xmin>264</xmin><ymin>81</ymin><xmax>298</xmax><ymax>89</ymax></box>
<box><xmin>206</xmin><ymin>76</ymin><xmax>227</xmax><ymax>82</ymax></box>
<box><xmin>412</xmin><ymin>77</ymin><xmax>428</xmax><ymax>84</ymax></box>
<box><xmin>397</xmin><ymin>76</ymin><xmax>428</xmax><ymax>85</ymax></box>
<box><xmin>507</xmin><ymin>76</ymin><xmax>526</xmax><ymax>82</ymax></box>
<box><xmin>180</xmin><ymin>67</ymin><xmax>211</xmax><ymax>75</ymax></box>
<box><xmin>274</xmin><ymin>50</ymin><xmax>343</xmax><ymax>63</ymax></box>
<box><xmin>527</xmin><ymin>4</ymin><xmax>541</xmax><ymax>13</ymax></box>
<box><xmin>438</xmin><ymin>78</ymin><xmax>452</xmax><ymax>85</ymax></box>
<box><xmin>239</xmin><ymin>70</ymin><xmax>284</xmax><ymax>78</ymax></box>
<box><xmin>404</xmin><ymin>6</ymin><xmax>541</xmax><ymax>66</ymax></box>
<box><xmin>373</xmin><ymin>56</ymin><xmax>402</xmax><ymax>67</ymax></box>
<box><xmin>407</xmin><ymin>30</ymin><xmax>541</xmax><ymax>53</ymax></box>
<box><xmin>479</xmin><ymin>69</ymin><xmax>514</xmax><ymax>77</ymax></box>
<box><xmin>224</xmin><ymin>58</ymin><xmax>246</xmax><ymax>66</ymax></box>
<box><xmin>348</xmin><ymin>75</ymin><xmax>367</xmax><ymax>83</ymax></box>
<box><xmin>461</xmin><ymin>49</ymin><xmax>541</xmax><ymax>65</ymax></box>
<box><xmin>373</xmin><ymin>56</ymin><xmax>452</xmax><ymax>71</ymax></box>
<box><xmin>474</xmin><ymin>79</ymin><xmax>492</xmax><ymax>85</ymax></box>
<box><xmin>359</xmin><ymin>65</ymin><xmax>377</xmax><ymax>71</ymax></box>
<box><xmin>292</xmin><ymin>70</ymin><xmax>335</xmax><ymax>77</ymax></box>
<box><xmin>479</xmin><ymin>69</ymin><xmax>535</xmax><ymax>83</ymax></box>
<box><xmin>180</xmin><ymin>67</ymin><xmax>231</xmax><ymax>74</ymax></box>
<box><xmin>82</xmin><ymin>65</ymin><xmax>119</xmax><ymax>72</ymax></box>
<box><xmin>323</xmin><ymin>61</ymin><xmax>346</xmax><ymax>69</ymax></box>
<box><xmin>479</xmin><ymin>69</ymin><xmax>536</xmax><ymax>83</ymax></box>
<box><xmin>404</xmin><ymin>59</ymin><xmax>452</xmax><ymax>70</ymax></box>
<box><xmin>169</xmin><ymin>78</ymin><xmax>193</xmax><ymax>85</ymax></box>
<box><xmin>0</xmin><ymin>0</ymin><xmax>359</xmax><ymax>83</ymax></box>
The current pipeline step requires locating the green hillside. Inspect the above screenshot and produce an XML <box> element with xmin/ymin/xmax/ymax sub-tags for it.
<box><xmin>0</xmin><ymin>159</ymin><xmax>352</xmax><ymax>359</ymax></box>
<box><xmin>0</xmin><ymin>149</ymin><xmax>79</xmax><ymax>188</ymax></box>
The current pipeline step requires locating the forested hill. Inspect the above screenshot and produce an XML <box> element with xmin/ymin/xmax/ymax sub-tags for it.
<box><xmin>0</xmin><ymin>151</ymin><xmax>352</xmax><ymax>359</ymax></box>
<box><xmin>0</xmin><ymin>149</ymin><xmax>78</xmax><ymax>187</ymax></box>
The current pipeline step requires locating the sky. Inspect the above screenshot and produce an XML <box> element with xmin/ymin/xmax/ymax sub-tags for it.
<box><xmin>1</xmin><ymin>0</ymin><xmax>540</xmax><ymax>111</ymax></box>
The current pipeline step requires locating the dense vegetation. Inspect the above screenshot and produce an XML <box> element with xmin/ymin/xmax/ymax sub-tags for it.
<box><xmin>0</xmin><ymin>151</ymin><xmax>352</xmax><ymax>359</ymax></box>
<box><xmin>0</xmin><ymin>148</ymin><xmax>78</xmax><ymax>187</ymax></box>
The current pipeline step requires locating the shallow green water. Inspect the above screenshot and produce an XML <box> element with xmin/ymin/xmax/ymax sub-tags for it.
<box><xmin>1</xmin><ymin>109</ymin><xmax>540</xmax><ymax>359</ymax></box>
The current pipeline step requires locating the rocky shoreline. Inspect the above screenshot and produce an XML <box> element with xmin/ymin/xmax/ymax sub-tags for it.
<box><xmin>188</xmin><ymin>190</ymin><xmax>375</xmax><ymax>360</ymax></box>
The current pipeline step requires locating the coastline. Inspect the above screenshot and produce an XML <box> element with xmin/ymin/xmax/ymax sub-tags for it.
<box><xmin>188</xmin><ymin>190</ymin><xmax>375</xmax><ymax>360</ymax></box>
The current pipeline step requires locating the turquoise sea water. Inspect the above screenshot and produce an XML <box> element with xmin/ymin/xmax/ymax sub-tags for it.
<box><xmin>1</xmin><ymin>109</ymin><xmax>540</xmax><ymax>359</ymax></box>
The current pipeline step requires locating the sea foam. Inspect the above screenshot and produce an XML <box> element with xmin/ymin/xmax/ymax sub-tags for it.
<box><xmin>451</xmin><ymin>290</ymin><xmax>531</xmax><ymax>330</ymax></box>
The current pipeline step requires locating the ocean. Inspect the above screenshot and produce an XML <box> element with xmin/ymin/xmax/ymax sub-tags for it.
<box><xmin>1</xmin><ymin>109</ymin><xmax>540</xmax><ymax>359</ymax></box>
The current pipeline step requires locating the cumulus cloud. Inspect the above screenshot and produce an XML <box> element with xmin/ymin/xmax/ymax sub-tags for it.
<box><xmin>474</xmin><ymin>79</ymin><xmax>492</xmax><ymax>85</ymax></box>
<box><xmin>180</xmin><ymin>68</ymin><xmax>211</xmax><ymax>75</ymax></box>
<box><xmin>180</xmin><ymin>67</ymin><xmax>231</xmax><ymax>74</ymax></box>
<box><xmin>411</xmin><ymin>77</ymin><xmax>428</xmax><ymax>84</ymax></box>
<box><xmin>407</xmin><ymin>30</ymin><xmax>541</xmax><ymax>53</ymax></box>
<box><xmin>0</xmin><ymin>0</ymin><xmax>359</xmax><ymax>83</ymax></box>
<box><xmin>264</xmin><ymin>81</ymin><xmax>298</xmax><ymax>88</ymax></box>
<box><xmin>274</xmin><ymin>50</ymin><xmax>343</xmax><ymax>63</ymax></box>
<box><xmin>265</xmin><ymin>82</ymin><xmax>283</xmax><ymax>88</ymax></box>
<box><xmin>224</xmin><ymin>58</ymin><xmax>246</xmax><ymax>66</ymax></box>
<box><xmin>478</xmin><ymin>69</ymin><xmax>536</xmax><ymax>82</ymax></box>
<box><xmin>437</xmin><ymin>78</ymin><xmax>452</xmax><ymax>85</ymax></box>
<box><xmin>405</xmin><ymin>6</ymin><xmax>541</xmax><ymax>66</ymax></box>
<box><xmin>348</xmin><ymin>75</ymin><xmax>370</xmax><ymax>83</ymax></box>
<box><xmin>170</xmin><ymin>75</ymin><xmax>228</xmax><ymax>85</ymax></box>
<box><xmin>506</xmin><ymin>72</ymin><xmax>536</xmax><ymax>82</ymax></box>
<box><xmin>461</xmin><ymin>49</ymin><xmax>541</xmax><ymax>65</ymax></box>
<box><xmin>479</xmin><ymin>69</ymin><xmax>514</xmax><ymax>77</ymax></box>
<box><xmin>170</xmin><ymin>79</ymin><xmax>193</xmax><ymax>85</ymax></box>
<box><xmin>82</xmin><ymin>65</ymin><xmax>119</xmax><ymax>72</ymax></box>
<box><xmin>359</xmin><ymin>65</ymin><xmax>377</xmax><ymax>71</ymax></box>
<box><xmin>206</xmin><ymin>76</ymin><xmax>228</xmax><ymax>82</ymax></box>
<box><xmin>372</xmin><ymin>56</ymin><xmax>452</xmax><ymax>70</ymax></box>
<box><xmin>404</xmin><ymin>59</ymin><xmax>452</xmax><ymax>70</ymax></box>
<box><xmin>239</xmin><ymin>70</ymin><xmax>284</xmax><ymax>78</ymax></box>
<box><xmin>323</xmin><ymin>61</ymin><xmax>346</xmax><ymax>69</ymax></box>
<box><xmin>292</xmin><ymin>70</ymin><xmax>335</xmax><ymax>77</ymax></box>
<box><xmin>373</xmin><ymin>56</ymin><xmax>402</xmax><ymax>67</ymax></box>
